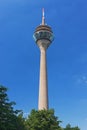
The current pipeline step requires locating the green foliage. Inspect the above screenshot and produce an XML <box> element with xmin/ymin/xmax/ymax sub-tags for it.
<box><xmin>14</xmin><ymin>112</ymin><xmax>27</xmax><ymax>130</ymax></box>
<box><xmin>0</xmin><ymin>85</ymin><xmax>81</xmax><ymax>130</ymax></box>
<box><xmin>64</xmin><ymin>124</ymin><xmax>80</xmax><ymax>130</ymax></box>
<box><xmin>0</xmin><ymin>85</ymin><xmax>15</xmax><ymax>130</ymax></box>
<box><xmin>25</xmin><ymin>109</ymin><xmax>62</xmax><ymax>130</ymax></box>
<box><xmin>0</xmin><ymin>85</ymin><xmax>26</xmax><ymax>130</ymax></box>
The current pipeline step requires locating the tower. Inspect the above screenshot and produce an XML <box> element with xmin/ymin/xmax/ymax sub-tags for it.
<box><xmin>33</xmin><ymin>9</ymin><xmax>54</xmax><ymax>110</ymax></box>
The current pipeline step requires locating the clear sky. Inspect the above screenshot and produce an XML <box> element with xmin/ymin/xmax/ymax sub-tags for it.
<box><xmin>0</xmin><ymin>0</ymin><xmax>87</xmax><ymax>129</ymax></box>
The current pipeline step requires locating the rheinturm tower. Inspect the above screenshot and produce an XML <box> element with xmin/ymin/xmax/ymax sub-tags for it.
<box><xmin>33</xmin><ymin>9</ymin><xmax>54</xmax><ymax>110</ymax></box>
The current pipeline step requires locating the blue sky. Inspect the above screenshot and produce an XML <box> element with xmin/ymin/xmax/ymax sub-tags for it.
<box><xmin>0</xmin><ymin>0</ymin><xmax>87</xmax><ymax>129</ymax></box>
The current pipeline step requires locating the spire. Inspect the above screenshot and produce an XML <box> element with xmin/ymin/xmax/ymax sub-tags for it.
<box><xmin>42</xmin><ymin>8</ymin><xmax>45</xmax><ymax>25</ymax></box>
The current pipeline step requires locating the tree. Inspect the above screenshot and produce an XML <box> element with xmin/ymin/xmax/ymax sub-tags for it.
<box><xmin>14</xmin><ymin>112</ymin><xmax>27</xmax><ymax>130</ymax></box>
<box><xmin>0</xmin><ymin>85</ymin><xmax>26</xmax><ymax>130</ymax></box>
<box><xmin>0</xmin><ymin>85</ymin><xmax>81</xmax><ymax>130</ymax></box>
<box><xmin>64</xmin><ymin>124</ymin><xmax>80</xmax><ymax>130</ymax></box>
<box><xmin>0</xmin><ymin>85</ymin><xmax>15</xmax><ymax>130</ymax></box>
<box><xmin>25</xmin><ymin>109</ymin><xmax>62</xmax><ymax>130</ymax></box>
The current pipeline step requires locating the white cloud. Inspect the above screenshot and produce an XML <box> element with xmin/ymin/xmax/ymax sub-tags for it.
<box><xmin>77</xmin><ymin>75</ymin><xmax>87</xmax><ymax>85</ymax></box>
<box><xmin>23</xmin><ymin>112</ymin><xmax>29</xmax><ymax>117</ymax></box>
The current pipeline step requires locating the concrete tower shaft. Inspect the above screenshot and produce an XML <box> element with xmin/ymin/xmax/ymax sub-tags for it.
<box><xmin>33</xmin><ymin>9</ymin><xmax>54</xmax><ymax>110</ymax></box>
<box><xmin>38</xmin><ymin>40</ymin><xmax>49</xmax><ymax>110</ymax></box>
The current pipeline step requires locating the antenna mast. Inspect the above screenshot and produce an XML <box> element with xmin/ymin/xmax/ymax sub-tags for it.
<box><xmin>42</xmin><ymin>8</ymin><xmax>45</xmax><ymax>25</ymax></box>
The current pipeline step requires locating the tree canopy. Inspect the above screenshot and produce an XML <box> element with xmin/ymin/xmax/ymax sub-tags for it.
<box><xmin>0</xmin><ymin>85</ymin><xmax>26</xmax><ymax>130</ymax></box>
<box><xmin>64</xmin><ymin>124</ymin><xmax>80</xmax><ymax>130</ymax></box>
<box><xmin>0</xmin><ymin>85</ymin><xmax>80</xmax><ymax>130</ymax></box>
<box><xmin>25</xmin><ymin>109</ymin><xmax>62</xmax><ymax>130</ymax></box>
